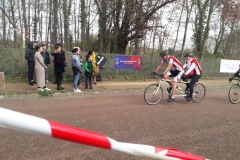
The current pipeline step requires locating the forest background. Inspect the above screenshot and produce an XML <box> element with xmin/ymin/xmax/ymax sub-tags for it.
<box><xmin>0</xmin><ymin>0</ymin><xmax>239</xmax><ymax>81</ymax></box>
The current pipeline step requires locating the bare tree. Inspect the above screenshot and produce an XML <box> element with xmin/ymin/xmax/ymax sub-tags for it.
<box><xmin>173</xmin><ymin>0</ymin><xmax>185</xmax><ymax>55</ymax></box>
<box><xmin>193</xmin><ymin>0</ymin><xmax>216</xmax><ymax>62</ymax></box>
<box><xmin>180</xmin><ymin>0</ymin><xmax>195</xmax><ymax>61</ymax></box>
<box><xmin>1</xmin><ymin>0</ymin><xmax>7</xmax><ymax>46</ymax></box>
<box><xmin>9</xmin><ymin>0</ymin><xmax>17</xmax><ymax>47</ymax></box>
<box><xmin>62</xmin><ymin>0</ymin><xmax>72</xmax><ymax>50</ymax></box>
<box><xmin>51</xmin><ymin>0</ymin><xmax>58</xmax><ymax>45</ymax></box>
<box><xmin>221</xmin><ymin>0</ymin><xmax>240</xmax><ymax>59</ymax></box>
<box><xmin>94</xmin><ymin>0</ymin><xmax>113</xmax><ymax>53</ymax></box>
<box><xmin>115</xmin><ymin>0</ymin><xmax>177</xmax><ymax>54</ymax></box>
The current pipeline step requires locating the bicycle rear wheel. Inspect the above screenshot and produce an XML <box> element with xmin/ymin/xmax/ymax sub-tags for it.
<box><xmin>192</xmin><ymin>83</ymin><xmax>206</xmax><ymax>103</ymax></box>
<box><xmin>228</xmin><ymin>84</ymin><xmax>240</xmax><ymax>104</ymax></box>
<box><xmin>144</xmin><ymin>84</ymin><xmax>163</xmax><ymax>105</ymax></box>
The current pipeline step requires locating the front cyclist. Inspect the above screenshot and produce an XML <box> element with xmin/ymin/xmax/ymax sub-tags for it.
<box><xmin>181</xmin><ymin>53</ymin><xmax>202</xmax><ymax>101</ymax></box>
<box><xmin>152</xmin><ymin>51</ymin><xmax>184</xmax><ymax>102</ymax></box>
<box><xmin>229</xmin><ymin>64</ymin><xmax>240</xmax><ymax>81</ymax></box>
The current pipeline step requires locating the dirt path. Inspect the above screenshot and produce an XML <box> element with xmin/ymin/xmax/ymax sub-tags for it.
<box><xmin>0</xmin><ymin>86</ymin><xmax>239</xmax><ymax>160</ymax></box>
<box><xmin>4</xmin><ymin>78</ymin><xmax>230</xmax><ymax>96</ymax></box>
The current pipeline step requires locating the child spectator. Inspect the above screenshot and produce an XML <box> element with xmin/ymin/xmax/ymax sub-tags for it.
<box><xmin>84</xmin><ymin>55</ymin><xmax>93</xmax><ymax>90</ymax></box>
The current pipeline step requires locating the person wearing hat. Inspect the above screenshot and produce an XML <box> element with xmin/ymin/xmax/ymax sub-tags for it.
<box><xmin>152</xmin><ymin>50</ymin><xmax>184</xmax><ymax>102</ymax></box>
<box><xmin>229</xmin><ymin>64</ymin><xmax>240</xmax><ymax>81</ymax></box>
<box><xmin>181</xmin><ymin>53</ymin><xmax>202</xmax><ymax>101</ymax></box>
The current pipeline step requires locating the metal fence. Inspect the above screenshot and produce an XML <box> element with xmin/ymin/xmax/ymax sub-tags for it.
<box><xmin>0</xmin><ymin>48</ymin><xmax>230</xmax><ymax>82</ymax></box>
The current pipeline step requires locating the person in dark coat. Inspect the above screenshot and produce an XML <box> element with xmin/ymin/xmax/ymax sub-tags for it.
<box><xmin>84</xmin><ymin>55</ymin><xmax>93</xmax><ymax>90</ymax></box>
<box><xmin>25</xmin><ymin>41</ymin><xmax>35</xmax><ymax>86</ymax></box>
<box><xmin>51</xmin><ymin>44</ymin><xmax>65</xmax><ymax>90</ymax></box>
<box><xmin>52</xmin><ymin>43</ymin><xmax>66</xmax><ymax>84</ymax></box>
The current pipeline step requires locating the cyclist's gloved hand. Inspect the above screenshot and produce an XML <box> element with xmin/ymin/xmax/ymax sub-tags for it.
<box><xmin>151</xmin><ymin>72</ymin><xmax>156</xmax><ymax>76</ymax></box>
<box><xmin>229</xmin><ymin>78</ymin><xmax>233</xmax><ymax>81</ymax></box>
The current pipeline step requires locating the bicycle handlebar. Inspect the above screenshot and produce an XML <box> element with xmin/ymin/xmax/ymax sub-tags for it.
<box><xmin>152</xmin><ymin>73</ymin><xmax>189</xmax><ymax>84</ymax></box>
<box><xmin>229</xmin><ymin>78</ymin><xmax>240</xmax><ymax>84</ymax></box>
<box><xmin>152</xmin><ymin>73</ymin><xmax>163</xmax><ymax>79</ymax></box>
<box><xmin>230</xmin><ymin>78</ymin><xmax>240</xmax><ymax>81</ymax></box>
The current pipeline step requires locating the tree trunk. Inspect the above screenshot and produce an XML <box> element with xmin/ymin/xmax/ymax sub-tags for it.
<box><xmin>81</xmin><ymin>0</ymin><xmax>86</xmax><ymax>49</ymax></box>
<box><xmin>33</xmin><ymin>0</ymin><xmax>38</xmax><ymax>40</ymax></box>
<box><xmin>47</xmin><ymin>0</ymin><xmax>52</xmax><ymax>44</ymax></box>
<box><xmin>213</xmin><ymin>18</ymin><xmax>225</xmax><ymax>56</ymax></box>
<box><xmin>223</xmin><ymin>22</ymin><xmax>235</xmax><ymax>58</ymax></box>
<box><xmin>181</xmin><ymin>0</ymin><xmax>194</xmax><ymax>61</ymax></box>
<box><xmin>117</xmin><ymin>32</ymin><xmax>128</xmax><ymax>54</ymax></box>
<box><xmin>199</xmin><ymin>0</ymin><xmax>214</xmax><ymax>64</ymax></box>
<box><xmin>2</xmin><ymin>0</ymin><xmax>6</xmax><ymax>46</ymax></box>
<box><xmin>173</xmin><ymin>0</ymin><xmax>185</xmax><ymax>55</ymax></box>
<box><xmin>9</xmin><ymin>0</ymin><xmax>17</xmax><ymax>47</ymax></box>
<box><xmin>52</xmin><ymin>0</ymin><xmax>58</xmax><ymax>45</ymax></box>
<box><xmin>21</xmin><ymin>0</ymin><xmax>29</xmax><ymax>46</ymax></box>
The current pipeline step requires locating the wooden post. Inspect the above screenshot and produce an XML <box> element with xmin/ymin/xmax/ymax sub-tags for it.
<box><xmin>0</xmin><ymin>72</ymin><xmax>5</xmax><ymax>95</ymax></box>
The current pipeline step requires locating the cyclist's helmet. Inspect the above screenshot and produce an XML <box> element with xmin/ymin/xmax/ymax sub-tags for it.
<box><xmin>160</xmin><ymin>51</ymin><xmax>168</xmax><ymax>57</ymax></box>
<box><xmin>184</xmin><ymin>53</ymin><xmax>194</xmax><ymax>57</ymax></box>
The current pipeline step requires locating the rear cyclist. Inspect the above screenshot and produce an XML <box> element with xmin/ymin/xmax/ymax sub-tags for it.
<box><xmin>229</xmin><ymin>64</ymin><xmax>240</xmax><ymax>81</ymax></box>
<box><xmin>152</xmin><ymin>51</ymin><xmax>184</xmax><ymax>102</ymax></box>
<box><xmin>181</xmin><ymin>53</ymin><xmax>202</xmax><ymax>101</ymax></box>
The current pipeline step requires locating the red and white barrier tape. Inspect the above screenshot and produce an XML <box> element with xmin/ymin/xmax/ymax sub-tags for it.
<box><xmin>0</xmin><ymin>107</ymin><xmax>208</xmax><ymax>160</ymax></box>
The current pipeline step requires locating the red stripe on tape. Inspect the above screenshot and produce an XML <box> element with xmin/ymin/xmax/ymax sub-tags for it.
<box><xmin>49</xmin><ymin>121</ymin><xmax>111</xmax><ymax>149</ymax></box>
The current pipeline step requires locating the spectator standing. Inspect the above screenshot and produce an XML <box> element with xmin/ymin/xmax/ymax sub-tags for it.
<box><xmin>84</xmin><ymin>55</ymin><xmax>93</xmax><ymax>90</ymax></box>
<box><xmin>181</xmin><ymin>53</ymin><xmax>202</xmax><ymax>101</ymax></box>
<box><xmin>41</xmin><ymin>44</ymin><xmax>51</xmax><ymax>84</ymax></box>
<box><xmin>25</xmin><ymin>41</ymin><xmax>35</xmax><ymax>86</ymax></box>
<box><xmin>71</xmin><ymin>47</ymin><xmax>82</xmax><ymax>93</ymax></box>
<box><xmin>34</xmin><ymin>45</ymin><xmax>51</xmax><ymax>91</ymax></box>
<box><xmin>88</xmin><ymin>50</ymin><xmax>98</xmax><ymax>84</ymax></box>
<box><xmin>52</xmin><ymin>43</ymin><xmax>66</xmax><ymax>84</ymax></box>
<box><xmin>52</xmin><ymin>44</ymin><xmax>65</xmax><ymax>90</ymax></box>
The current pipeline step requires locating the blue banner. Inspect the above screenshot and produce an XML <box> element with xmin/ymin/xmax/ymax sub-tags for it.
<box><xmin>114</xmin><ymin>56</ymin><xmax>142</xmax><ymax>69</ymax></box>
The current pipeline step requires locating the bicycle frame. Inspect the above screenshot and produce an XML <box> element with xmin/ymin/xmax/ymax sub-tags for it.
<box><xmin>157</xmin><ymin>78</ymin><xmax>188</xmax><ymax>97</ymax></box>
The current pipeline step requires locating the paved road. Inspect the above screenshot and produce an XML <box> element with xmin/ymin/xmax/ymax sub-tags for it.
<box><xmin>0</xmin><ymin>87</ymin><xmax>239</xmax><ymax>160</ymax></box>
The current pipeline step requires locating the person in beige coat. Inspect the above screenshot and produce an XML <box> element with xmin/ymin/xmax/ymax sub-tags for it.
<box><xmin>34</xmin><ymin>45</ymin><xmax>51</xmax><ymax>91</ymax></box>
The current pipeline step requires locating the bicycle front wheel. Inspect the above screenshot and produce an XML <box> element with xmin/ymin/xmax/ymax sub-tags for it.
<box><xmin>144</xmin><ymin>84</ymin><xmax>163</xmax><ymax>105</ymax></box>
<box><xmin>228</xmin><ymin>84</ymin><xmax>240</xmax><ymax>104</ymax></box>
<box><xmin>192</xmin><ymin>83</ymin><xmax>206</xmax><ymax>103</ymax></box>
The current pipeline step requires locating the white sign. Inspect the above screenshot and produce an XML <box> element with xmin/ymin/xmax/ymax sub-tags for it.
<box><xmin>220</xmin><ymin>59</ymin><xmax>240</xmax><ymax>73</ymax></box>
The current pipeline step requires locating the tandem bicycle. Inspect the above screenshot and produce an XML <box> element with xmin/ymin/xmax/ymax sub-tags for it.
<box><xmin>228</xmin><ymin>78</ymin><xmax>240</xmax><ymax>104</ymax></box>
<box><xmin>144</xmin><ymin>74</ymin><xmax>206</xmax><ymax>105</ymax></box>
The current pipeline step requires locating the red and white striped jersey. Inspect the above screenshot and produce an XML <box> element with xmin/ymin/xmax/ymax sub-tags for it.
<box><xmin>161</xmin><ymin>56</ymin><xmax>183</xmax><ymax>71</ymax></box>
<box><xmin>183</xmin><ymin>58</ymin><xmax>202</xmax><ymax>76</ymax></box>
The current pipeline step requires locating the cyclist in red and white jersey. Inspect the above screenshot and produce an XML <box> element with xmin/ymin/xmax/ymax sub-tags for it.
<box><xmin>152</xmin><ymin>51</ymin><xmax>184</xmax><ymax>102</ymax></box>
<box><xmin>181</xmin><ymin>53</ymin><xmax>202</xmax><ymax>101</ymax></box>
